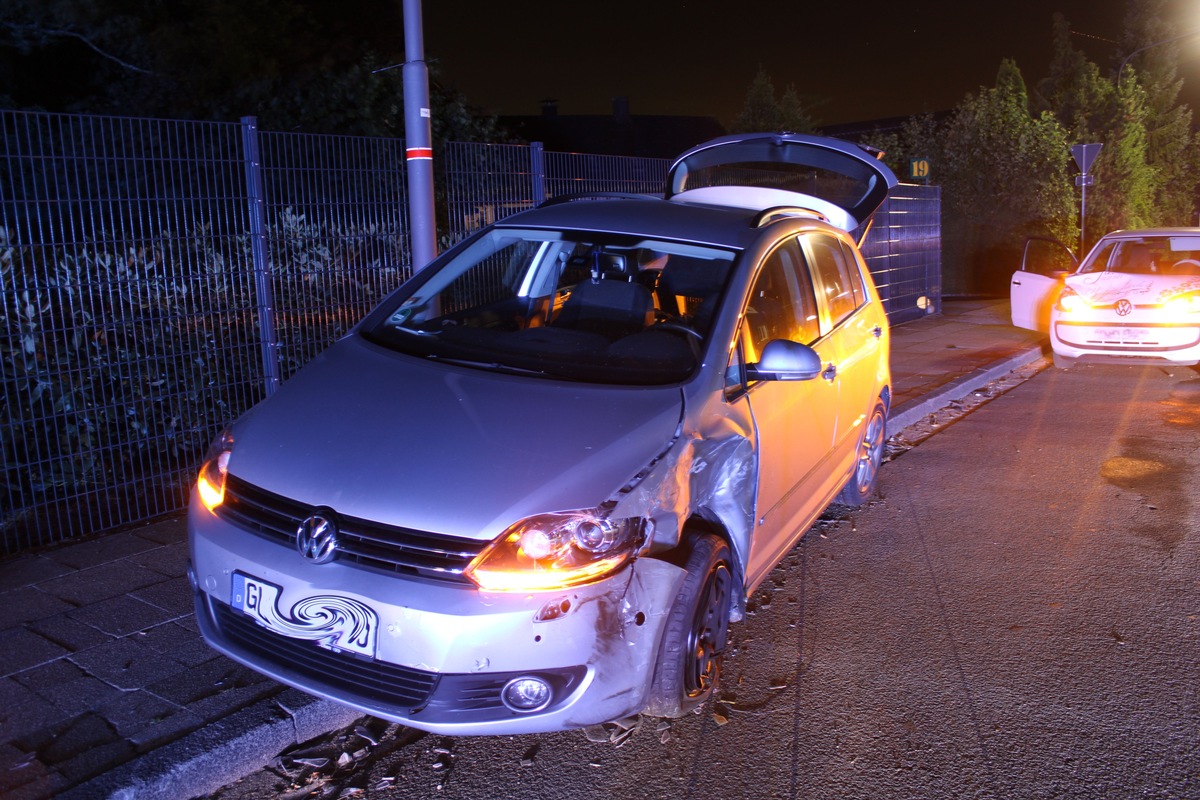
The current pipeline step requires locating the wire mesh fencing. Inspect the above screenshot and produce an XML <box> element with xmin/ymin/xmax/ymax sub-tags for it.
<box><xmin>442</xmin><ymin>142</ymin><xmax>671</xmax><ymax>247</ymax></box>
<box><xmin>1</xmin><ymin>111</ymin><xmax>410</xmax><ymax>553</ymax></box>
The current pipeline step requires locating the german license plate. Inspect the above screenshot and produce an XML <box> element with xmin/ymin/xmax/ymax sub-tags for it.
<box><xmin>1094</xmin><ymin>327</ymin><xmax>1148</xmax><ymax>340</ymax></box>
<box><xmin>231</xmin><ymin>572</ymin><xmax>378</xmax><ymax>657</ymax></box>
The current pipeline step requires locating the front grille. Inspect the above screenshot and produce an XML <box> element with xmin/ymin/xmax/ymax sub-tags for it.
<box><xmin>212</xmin><ymin>600</ymin><xmax>439</xmax><ymax>709</ymax></box>
<box><xmin>218</xmin><ymin>475</ymin><xmax>487</xmax><ymax>582</ymax></box>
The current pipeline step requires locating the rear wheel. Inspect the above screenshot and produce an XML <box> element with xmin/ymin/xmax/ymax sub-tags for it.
<box><xmin>645</xmin><ymin>534</ymin><xmax>732</xmax><ymax>718</ymax></box>
<box><xmin>835</xmin><ymin>399</ymin><xmax>887</xmax><ymax>507</ymax></box>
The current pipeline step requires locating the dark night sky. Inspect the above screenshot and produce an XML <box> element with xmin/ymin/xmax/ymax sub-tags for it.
<box><xmin>423</xmin><ymin>0</ymin><xmax>1200</xmax><ymax>127</ymax></box>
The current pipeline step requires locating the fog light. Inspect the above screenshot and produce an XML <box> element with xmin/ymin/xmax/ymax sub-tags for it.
<box><xmin>501</xmin><ymin>676</ymin><xmax>552</xmax><ymax>712</ymax></box>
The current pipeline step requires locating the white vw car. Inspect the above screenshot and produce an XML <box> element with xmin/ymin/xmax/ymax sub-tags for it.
<box><xmin>1011</xmin><ymin>228</ymin><xmax>1200</xmax><ymax>368</ymax></box>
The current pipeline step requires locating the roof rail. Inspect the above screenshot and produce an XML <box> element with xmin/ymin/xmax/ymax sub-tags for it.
<box><xmin>538</xmin><ymin>191</ymin><xmax>659</xmax><ymax>207</ymax></box>
<box><xmin>753</xmin><ymin>206</ymin><xmax>829</xmax><ymax>228</ymax></box>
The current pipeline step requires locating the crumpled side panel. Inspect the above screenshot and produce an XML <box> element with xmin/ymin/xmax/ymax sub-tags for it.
<box><xmin>609</xmin><ymin>395</ymin><xmax>758</xmax><ymax>617</ymax></box>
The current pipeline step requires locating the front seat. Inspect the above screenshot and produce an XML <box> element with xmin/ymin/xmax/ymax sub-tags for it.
<box><xmin>554</xmin><ymin>255</ymin><xmax>655</xmax><ymax>338</ymax></box>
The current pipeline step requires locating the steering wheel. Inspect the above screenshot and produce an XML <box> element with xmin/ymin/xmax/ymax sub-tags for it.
<box><xmin>655</xmin><ymin>321</ymin><xmax>702</xmax><ymax>340</ymax></box>
<box><xmin>654</xmin><ymin>321</ymin><xmax>703</xmax><ymax>362</ymax></box>
<box><xmin>1170</xmin><ymin>258</ymin><xmax>1200</xmax><ymax>274</ymax></box>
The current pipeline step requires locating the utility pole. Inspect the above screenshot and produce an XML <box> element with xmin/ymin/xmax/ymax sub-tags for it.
<box><xmin>402</xmin><ymin>0</ymin><xmax>437</xmax><ymax>270</ymax></box>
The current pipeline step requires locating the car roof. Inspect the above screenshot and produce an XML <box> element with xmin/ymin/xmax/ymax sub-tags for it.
<box><xmin>495</xmin><ymin>194</ymin><xmax>777</xmax><ymax>250</ymax></box>
<box><xmin>1098</xmin><ymin>227</ymin><xmax>1200</xmax><ymax>239</ymax></box>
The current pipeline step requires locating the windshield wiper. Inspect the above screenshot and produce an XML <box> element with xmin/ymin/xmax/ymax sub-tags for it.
<box><xmin>424</xmin><ymin>354</ymin><xmax>548</xmax><ymax>377</ymax></box>
<box><xmin>391</xmin><ymin>325</ymin><xmax>441</xmax><ymax>336</ymax></box>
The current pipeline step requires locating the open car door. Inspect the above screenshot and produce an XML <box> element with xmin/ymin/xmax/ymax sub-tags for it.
<box><xmin>1011</xmin><ymin>237</ymin><xmax>1077</xmax><ymax>332</ymax></box>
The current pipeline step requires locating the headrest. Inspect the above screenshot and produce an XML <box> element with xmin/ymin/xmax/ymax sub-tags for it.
<box><xmin>660</xmin><ymin>256</ymin><xmax>726</xmax><ymax>298</ymax></box>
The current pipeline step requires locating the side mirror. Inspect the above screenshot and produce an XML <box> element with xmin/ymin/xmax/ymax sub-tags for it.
<box><xmin>746</xmin><ymin>339</ymin><xmax>822</xmax><ymax>382</ymax></box>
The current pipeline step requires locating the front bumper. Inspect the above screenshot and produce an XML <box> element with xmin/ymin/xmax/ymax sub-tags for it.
<box><xmin>188</xmin><ymin>496</ymin><xmax>686</xmax><ymax>735</ymax></box>
<box><xmin>1052</xmin><ymin>317</ymin><xmax>1200</xmax><ymax>366</ymax></box>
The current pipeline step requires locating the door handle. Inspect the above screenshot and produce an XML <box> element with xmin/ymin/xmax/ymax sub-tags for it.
<box><xmin>872</xmin><ymin>325</ymin><xmax>883</xmax><ymax>339</ymax></box>
<box><xmin>821</xmin><ymin>363</ymin><xmax>837</xmax><ymax>382</ymax></box>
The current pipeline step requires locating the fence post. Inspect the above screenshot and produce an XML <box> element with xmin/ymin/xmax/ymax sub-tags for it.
<box><xmin>530</xmin><ymin>142</ymin><xmax>546</xmax><ymax>205</ymax></box>
<box><xmin>929</xmin><ymin>185</ymin><xmax>942</xmax><ymax>315</ymax></box>
<box><xmin>240</xmin><ymin>116</ymin><xmax>281</xmax><ymax>396</ymax></box>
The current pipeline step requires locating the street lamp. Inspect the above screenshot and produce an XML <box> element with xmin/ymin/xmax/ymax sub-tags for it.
<box><xmin>1116</xmin><ymin>29</ymin><xmax>1200</xmax><ymax>86</ymax></box>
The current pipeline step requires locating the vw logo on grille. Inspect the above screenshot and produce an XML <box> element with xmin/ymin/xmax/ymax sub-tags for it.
<box><xmin>1115</xmin><ymin>299</ymin><xmax>1133</xmax><ymax>316</ymax></box>
<box><xmin>296</xmin><ymin>513</ymin><xmax>339</xmax><ymax>564</ymax></box>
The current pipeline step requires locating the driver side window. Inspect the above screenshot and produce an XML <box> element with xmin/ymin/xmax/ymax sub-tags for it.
<box><xmin>730</xmin><ymin>238</ymin><xmax>820</xmax><ymax>389</ymax></box>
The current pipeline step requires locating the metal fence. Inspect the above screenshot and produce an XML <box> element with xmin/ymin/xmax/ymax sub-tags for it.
<box><xmin>442</xmin><ymin>142</ymin><xmax>668</xmax><ymax>244</ymax></box>
<box><xmin>2</xmin><ymin>114</ymin><xmax>940</xmax><ymax>554</ymax></box>
<box><xmin>443</xmin><ymin>140</ymin><xmax>941</xmax><ymax>323</ymax></box>
<box><xmin>860</xmin><ymin>186</ymin><xmax>943</xmax><ymax>324</ymax></box>
<box><xmin>1</xmin><ymin>110</ymin><xmax>410</xmax><ymax>553</ymax></box>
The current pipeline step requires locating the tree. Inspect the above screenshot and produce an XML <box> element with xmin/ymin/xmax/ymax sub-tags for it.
<box><xmin>0</xmin><ymin>0</ymin><xmax>502</xmax><ymax>144</ymax></box>
<box><xmin>1118</xmin><ymin>0</ymin><xmax>1200</xmax><ymax>226</ymax></box>
<box><xmin>868</xmin><ymin>1</ymin><xmax>1198</xmax><ymax>293</ymax></box>
<box><xmin>1035</xmin><ymin>4</ymin><xmax>1200</xmax><ymax>247</ymax></box>
<box><xmin>870</xmin><ymin>112</ymin><xmax>946</xmax><ymax>184</ymax></box>
<box><xmin>777</xmin><ymin>85</ymin><xmax>819</xmax><ymax>135</ymax></box>
<box><xmin>1035</xmin><ymin>14</ymin><xmax>1112</xmax><ymax>139</ymax></box>
<box><xmin>941</xmin><ymin>61</ymin><xmax>1077</xmax><ymax>293</ymax></box>
<box><xmin>730</xmin><ymin>67</ymin><xmax>817</xmax><ymax>134</ymax></box>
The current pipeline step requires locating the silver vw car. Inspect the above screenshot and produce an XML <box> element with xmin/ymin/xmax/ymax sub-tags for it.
<box><xmin>189</xmin><ymin>133</ymin><xmax>898</xmax><ymax>735</ymax></box>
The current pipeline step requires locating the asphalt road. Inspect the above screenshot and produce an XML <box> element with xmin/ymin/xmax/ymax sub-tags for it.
<box><xmin>208</xmin><ymin>363</ymin><xmax>1200</xmax><ymax>800</ymax></box>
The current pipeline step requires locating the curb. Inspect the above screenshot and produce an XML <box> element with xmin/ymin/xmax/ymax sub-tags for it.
<box><xmin>62</xmin><ymin>691</ymin><xmax>360</xmax><ymax>800</ymax></box>
<box><xmin>887</xmin><ymin>343</ymin><xmax>1048</xmax><ymax>437</ymax></box>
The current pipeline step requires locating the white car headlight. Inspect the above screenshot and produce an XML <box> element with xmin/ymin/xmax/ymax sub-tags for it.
<box><xmin>1163</xmin><ymin>294</ymin><xmax>1200</xmax><ymax>315</ymax></box>
<box><xmin>465</xmin><ymin>511</ymin><xmax>646</xmax><ymax>592</ymax></box>
<box><xmin>1056</xmin><ymin>285</ymin><xmax>1085</xmax><ymax>313</ymax></box>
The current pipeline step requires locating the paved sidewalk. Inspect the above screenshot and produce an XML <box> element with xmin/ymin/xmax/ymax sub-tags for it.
<box><xmin>0</xmin><ymin>299</ymin><xmax>1047</xmax><ymax>800</ymax></box>
<box><xmin>888</xmin><ymin>298</ymin><xmax>1047</xmax><ymax>432</ymax></box>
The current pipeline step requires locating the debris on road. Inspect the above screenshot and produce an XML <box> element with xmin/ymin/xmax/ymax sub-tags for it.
<box><xmin>582</xmin><ymin>714</ymin><xmax>643</xmax><ymax>746</ymax></box>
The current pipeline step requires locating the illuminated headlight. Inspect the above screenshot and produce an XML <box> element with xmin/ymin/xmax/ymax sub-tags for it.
<box><xmin>196</xmin><ymin>429</ymin><xmax>235</xmax><ymax>512</ymax></box>
<box><xmin>501</xmin><ymin>676</ymin><xmax>553</xmax><ymax>712</ymax></box>
<box><xmin>464</xmin><ymin>511</ymin><xmax>646</xmax><ymax>592</ymax></box>
<box><xmin>1163</xmin><ymin>294</ymin><xmax>1200</xmax><ymax>315</ymax></box>
<box><xmin>1056</xmin><ymin>285</ymin><xmax>1085</xmax><ymax>313</ymax></box>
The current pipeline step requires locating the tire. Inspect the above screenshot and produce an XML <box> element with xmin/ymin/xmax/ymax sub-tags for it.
<box><xmin>835</xmin><ymin>399</ymin><xmax>887</xmax><ymax>507</ymax></box>
<box><xmin>1053</xmin><ymin>351</ymin><xmax>1076</xmax><ymax>369</ymax></box>
<box><xmin>644</xmin><ymin>534</ymin><xmax>732</xmax><ymax>718</ymax></box>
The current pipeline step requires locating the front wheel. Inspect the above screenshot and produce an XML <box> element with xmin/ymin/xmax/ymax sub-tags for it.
<box><xmin>645</xmin><ymin>534</ymin><xmax>732</xmax><ymax>718</ymax></box>
<box><xmin>835</xmin><ymin>399</ymin><xmax>887</xmax><ymax>507</ymax></box>
<box><xmin>1052</xmin><ymin>351</ymin><xmax>1076</xmax><ymax>369</ymax></box>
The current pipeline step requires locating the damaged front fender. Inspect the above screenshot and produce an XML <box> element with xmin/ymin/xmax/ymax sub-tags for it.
<box><xmin>610</xmin><ymin>395</ymin><xmax>758</xmax><ymax>621</ymax></box>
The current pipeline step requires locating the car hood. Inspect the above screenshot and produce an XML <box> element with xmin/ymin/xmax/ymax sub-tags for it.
<box><xmin>226</xmin><ymin>336</ymin><xmax>683</xmax><ymax>540</ymax></box>
<box><xmin>1065</xmin><ymin>271</ymin><xmax>1200</xmax><ymax>304</ymax></box>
